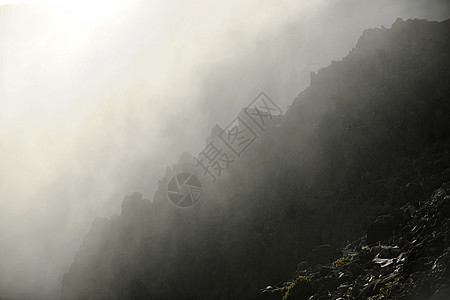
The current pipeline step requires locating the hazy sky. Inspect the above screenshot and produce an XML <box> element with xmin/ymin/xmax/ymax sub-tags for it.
<box><xmin>1</xmin><ymin>0</ymin><xmax>449</xmax><ymax>299</ymax></box>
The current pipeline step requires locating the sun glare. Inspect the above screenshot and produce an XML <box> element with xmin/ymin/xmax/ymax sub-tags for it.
<box><xmin>1</xmin><ymin>0</ymin><xmax>134</xmax><ymax>26</ymax></box>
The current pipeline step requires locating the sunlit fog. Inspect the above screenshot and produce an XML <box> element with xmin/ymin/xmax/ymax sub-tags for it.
<box><xmin>1</xmin><ymin>0</ymin><xmax>449</xmax><ymax>299</ymax></box>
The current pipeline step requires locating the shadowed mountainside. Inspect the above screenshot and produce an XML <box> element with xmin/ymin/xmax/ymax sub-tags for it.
<box><xmin>61</xmin><ymin>18</ymin><xmax>450</xmax><ymax>300</ymax></box>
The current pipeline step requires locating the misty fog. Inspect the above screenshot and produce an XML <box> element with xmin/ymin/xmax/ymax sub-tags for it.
<box><xmin>0</xmin><ymin>0</ymin><xmax>449</xmax><ymax>299</ymax></box>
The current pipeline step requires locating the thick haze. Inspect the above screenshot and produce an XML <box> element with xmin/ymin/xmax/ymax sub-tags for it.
<box><xmin>0</xmin><ymin>0</ymin><xmax>449</xmax><ymax>299</ymax></box>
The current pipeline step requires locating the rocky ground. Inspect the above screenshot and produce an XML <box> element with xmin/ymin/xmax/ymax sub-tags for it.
<box><xmin>256</xmin><ymin>182</ymin><xmax>450</xmax><ymax>300</ymax></box>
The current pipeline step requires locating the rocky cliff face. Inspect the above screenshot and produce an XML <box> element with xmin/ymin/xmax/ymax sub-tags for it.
<box><xmin>61</xmin><ymin>18</ymin><xmax>450</xmax><ymax>300</ymax></box>
<box><xmin>256</xmin><ymin>182</ymin><xmax>450</xmax><ymax>299</ymax></box>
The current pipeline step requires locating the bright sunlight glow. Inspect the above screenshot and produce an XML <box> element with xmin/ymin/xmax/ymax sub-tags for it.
<box><xmin>0</xmin><ymin>0</ymin><xmax>134</xmax><ymax>26</ymax></box>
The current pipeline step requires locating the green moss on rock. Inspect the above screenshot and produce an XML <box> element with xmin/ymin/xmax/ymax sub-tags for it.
<box><xmin>281</xmin><ymin>276</ymin><xmax>312</xmax><ymax>300</ymax></box>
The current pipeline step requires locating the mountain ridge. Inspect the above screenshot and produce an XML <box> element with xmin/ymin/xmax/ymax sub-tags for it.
<box><xmin>61</xmin><ymin>17</ymin><xmax>450</xmax><ymax>300</ymax></box>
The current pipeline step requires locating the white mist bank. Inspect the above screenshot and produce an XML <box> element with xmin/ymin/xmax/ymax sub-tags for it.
<box><xmin>0</xmin><ymin>0</ymin><xmax>449</xmax><ymax>298</ymax></box>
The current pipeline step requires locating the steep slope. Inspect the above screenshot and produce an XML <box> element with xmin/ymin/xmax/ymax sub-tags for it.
<box><xmin>61</xmin><ymin>18</ymin><xmax>450</xmax><ymax>300</ymax></box>
<box><xmin>256</xmin><ymin>182</ymin><xmax>450</xmax><ymax>300</ymax></box>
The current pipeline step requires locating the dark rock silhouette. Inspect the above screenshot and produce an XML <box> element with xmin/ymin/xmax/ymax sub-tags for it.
<box><xmin>61</xmin><ymin>18</ymin><xmax>450</xmax><ymax>300</ymax></box>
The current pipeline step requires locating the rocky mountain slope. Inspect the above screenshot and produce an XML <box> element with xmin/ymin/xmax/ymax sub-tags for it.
<box><xmin>61</xmin><ymin>18</ymin><xmax>450</xmax><ymax>300</ymax></box>
<box><xmin>256</xmin><ymin>182</ymin><xmax>450</xmax><ymax>299</ymax></box>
